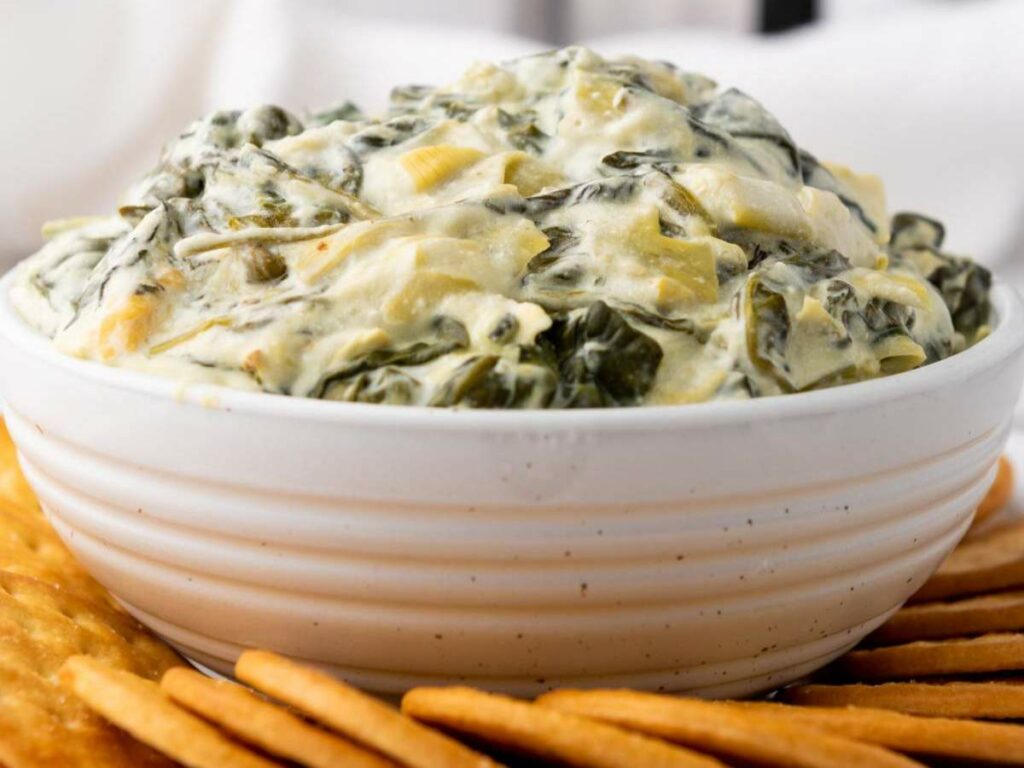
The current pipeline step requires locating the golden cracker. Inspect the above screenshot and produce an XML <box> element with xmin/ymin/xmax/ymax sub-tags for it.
<box><xmin>839</xmin><ymin>632</ymin><xmax>1024</xmax><ymax>680</ymax></box>
<box><xmin>537</xmin><ymin>689</ymin><xmax>921</xmax><ymax>768</ymax></box>
<box><xmin>724</xmin><ymin>700</ymin><xmax>1024</xmax><ymax>765</ymax></box>
<box><xmin>61</xmin><ymin>655</ymin><xmax>282</xmax><ymax>768</ymax></box>
<box><xmin>162</xmin><ymin>667</ymin><xmax>397</xmax><ymax>768</ymax></box>
<box><xmin>0</xmin><ymin>418</ymin><xmax>36</xmax><ymax>510</ymax></box>
<box><xmin>870</xmin><ymin>589</ymin><xmax>1024</xmax><ymax>644</ymax></box>
<box><xmin>973</xmin><ymin>456</ymin><xmax>1015</xmax><ymax>530</ymax></box>
<box><xmin>0</xmin><ymin>501</ymin><xmax>113</xmax><ymax>606</ymax></box>
<box><xmin>403</xmin><ymin>686</ymin><xmax>725</xmax><ymax>768</ymax></box>
<box><xmin>782</xmin><ymin>681</ymin><xmax>1024</xmax><ymax>720</ymax></box>
<box><xmin>236</xmin><ymin>650</ymin><xmax>497</xmax><ymax>768</ymax></box>
<box><xmin>0</xmin><ymin>571</ymin><xmax>182</xmax><ymax>767</ymax></box>
<box><xmin>914</xmin><ymin>520</ymin><xmax>1024</xmax><ymax>601</ymax></box>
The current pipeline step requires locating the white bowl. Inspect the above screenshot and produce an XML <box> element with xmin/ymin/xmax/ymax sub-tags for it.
<box><xmin>2</xmin><ymin>269</ymin><xmax>1023</xmax><ymax>698</ymax></box>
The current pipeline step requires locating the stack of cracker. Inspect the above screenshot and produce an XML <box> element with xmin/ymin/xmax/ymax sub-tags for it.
<box><xmin>5</xmin><ymin>419</ymin><xmax>1024</xmax><ymax>766</ymax></box>
<box><xmin>0</xmin><ymin>420</ymin><xmax>183</xmax><ymax>767</ymax></box>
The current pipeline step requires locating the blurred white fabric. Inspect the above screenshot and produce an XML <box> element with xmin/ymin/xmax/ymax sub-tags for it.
<box><xmin>1</xmin><ymin>0</ymin><xmax>1022</xmax><ymax>275</ymax></box>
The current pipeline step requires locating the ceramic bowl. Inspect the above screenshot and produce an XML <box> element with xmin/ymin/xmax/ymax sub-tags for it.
<box><xmin>2</xmin><ymin>269</ymin><xmax>1023</xmax><ymax>698</ymax></box>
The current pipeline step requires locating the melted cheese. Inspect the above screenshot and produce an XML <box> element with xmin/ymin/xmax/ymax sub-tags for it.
<box><xmin>10</xmin><ymin>47</ymin><xmax>973</xmax><ymax>408</ymax></box>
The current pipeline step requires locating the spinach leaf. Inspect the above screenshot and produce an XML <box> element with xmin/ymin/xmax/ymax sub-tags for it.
<box><xmin>799</xmin><ymin>150</ymin><xmax>878</xmax><ymax>235</ymax></box>
<box><xmin>523</xmin><ymin>226</ymin><xmax>582</xmax><ymax>284</ymax></box>
<box><xmin>540</xmin><ymin>301</ymin><xmax>663</xmax><ymax>407</ymax></box>
<box><xmin>601</xmin><ymin>150</ymin><xmax>673</xmax><ymax>171</ymax></box>
<box><xmin>348</xmin><ymin>117</ymin><xmax>428</xmax><ymax>157</ymax></box>
<box><xmin>429</xmin><ymin>355</ymin><xmax>557</xmax><ymax>408</ymax></box>
<box><xmin>887</xmin><ymin>212</ymin><xmax>991</xmax><ymax>341</ymax></box>
<box><xmin>890</xmin><ymin>212</ymin><xmax>945</xmax><ymax>251</ymax></box>
<box><xmin>309</xmin><ymin>101</ymin><xmax>365</xmax><ymax>126</ymax></box>
<box><xmin>691</xmin><ymin>88</ymin><xmax>801</xmax><ymax>178</ymax></box>
<box><xmin>312</xmin><ymin>317</ymin><xmax>469</xmax><ymax>399</ymax></box>
<box><xmin>497</xmin><ymin>109</ymin><xmax>549</xmax><ymax>154</ymax></box>
<box><xmin>327</xmin><ymin>367</ymin><xmax>420</xmax><ymax>405</ymax></box>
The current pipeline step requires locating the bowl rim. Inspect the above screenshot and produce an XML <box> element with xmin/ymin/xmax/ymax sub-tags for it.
<box><xmin>2</xmin><ymin>267</ymin><xmax>1022</xmax><ymax>432</ymax></box>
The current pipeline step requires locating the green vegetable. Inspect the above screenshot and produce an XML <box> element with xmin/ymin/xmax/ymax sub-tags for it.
<box><xmin>888</xmin><ymin>212</ymin><xmax>992</xmax><ymax>342</ymax></box>
<box><xmin>429</xmin><ymin>355</ymin><xmax>557</xmax><ymax>408</ymax></box>
<box><xmin>541</xmin><ymin>301</ymin><xmax>663</xmax><ymax>407</ymax></box>
<box><xmin>327</xmin><ymin>367</ymin><xmax>420</xmax><ymax>404</ymax></box>
<box><xmin>309</xmin><ymin>101</ymin><xmax>365</xmax><ymax>126</ymax></box>
<box><xmin>313</xmin><ymin>317</ymin><xmax>469</xmax><ymax>399</ymax></box>
<box><xmin>241</xmin><ymin>244</ymin><xmax>287</xmax><ymax>283</ymax></box>
<box><xmin>497</xmin><ymin>109</ymin><xmax>549</xmax><ymax>154</ymax></box>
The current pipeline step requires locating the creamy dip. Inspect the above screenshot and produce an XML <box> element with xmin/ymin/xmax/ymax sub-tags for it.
<box><xmin>10</xmin><ymin>47</ymin><xmax>991</xmax><ymax>407</ymax></box>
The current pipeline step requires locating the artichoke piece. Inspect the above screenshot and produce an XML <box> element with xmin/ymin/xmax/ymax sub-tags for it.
<box><xmin>542</xmin><ymin>301</ymin><xmax>663</xmax><ymax>407</ymax></box>
<box><xmin>744</xmin><ymin>276</ymin><xmax>792</xmax><ymax>391</ymax></box>
<box><xmin>399</xmin><ymin>145</ymin><xmax>485</xmax><ymax>192</ymax></box>
<box><xmin>430</xmin><ymin>355</ymin><xmax>557</xmax><ymax>408</ymax></box>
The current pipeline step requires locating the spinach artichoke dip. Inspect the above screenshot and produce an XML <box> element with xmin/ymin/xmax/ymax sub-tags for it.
<box><xmin>11</xmin><ymin>47</ymin><xmax>992</xmax><ymax>408</ymax></box>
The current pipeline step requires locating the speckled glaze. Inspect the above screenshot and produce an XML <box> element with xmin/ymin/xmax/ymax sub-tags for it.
<box><xmin>1</xmin><ymin>270</ymin><xmax>1023</xmax><ymax>698</ymax></box>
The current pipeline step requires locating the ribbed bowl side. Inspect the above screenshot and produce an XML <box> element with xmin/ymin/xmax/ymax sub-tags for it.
<box><xmin>5</xmin><ymin>404</ymin><xmax>1003</xmax><ymax>697</ymax></box>
<box><xmin>3</xmin><ymin>277</ymin><xmax>1024</xmax><ymax>697</ymax></box>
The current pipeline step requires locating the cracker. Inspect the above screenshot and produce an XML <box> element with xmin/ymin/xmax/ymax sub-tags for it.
<box><xmin>839</xmin><ymin>633</ymin><xmax>1024</xmax><ymax>680</ymax></box>
<box><xmin>973</xmin><ymin>456</ymin><xmax>1015</xmax><ymax>530</ymax></box>
<box><xmin>403</xmin><ymin>686</ymin><xmax>725</xmax><ymax>768</ymax></box>
<box><xmin>782</xmin><ymin>681</ymin><xmax>1024</xmax><ymax>720</ymax></box>
<box><xmin>162</xmin><ymin>666</ymin><xmax>397</xmax><ymax>768</ymax></box>
<box><xmin>61</xmin><ymin>655</ymin><xmax>282</xmax><ymax>768</ymax></box>
<box><xmin>537</xmin><ymin>689</ymin><xmax>921</xmax><ymax>768</ymax></box>
<box><xmin>0</xmin><ymin>418</ymin><xmax>36</xmax><ymax>510</ymax></box>
<box><xmin>0</xmin><ymin>501</ymin><xmax>113</xmax><ymax>606</ymax></box>
<box><xmin>236</xmin><ymin>650</ymin><xmax>497</xmax><ymax>768</ymax></box>
<box><xmin>724</xmin><ymin>700</ymin><xmax>1024</xmax><ymax>765</ymax></box>
<box><xmin>870</xmin><ymin>589</ymin><xmax>1024</xmax><ymax>644</ymax></box>
<box><xmin>914</xmin><ymin>520</ymin><xmax>1024</xmax><ymax>601</ymax></box>
<box><xmin>0</xmin><ymin>571</ymin><xmax>182</xmax><ymax>767</ymax></box>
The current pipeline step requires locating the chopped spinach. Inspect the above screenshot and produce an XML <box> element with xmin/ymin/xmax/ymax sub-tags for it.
<box><xmin>888</xmin><ymin>212</ymin><xmax>992</xmax><ymax>341</ymax></box>
<box><xmin>540</xmin><ymin>301</ymin><xmax>663</xmax><ymax>407</ymax></box>
<box><xmin>309</xmin><ymin>101</ymin><xmax>365</xmax><ymax>126</ymax></box>
<box><xmin>497</xmin><ymin>109</ymin><xmax>549</xmax><ymax>154</ymax></box>
<box><xmin>429</xmin><ymin>355</ymin><xmax>557</xmax><ymax>408</ymax></box>
<box><xmin>313</xmin><ymin>317</ymin><xmax>469</xmax><ymax>399</ymax></box>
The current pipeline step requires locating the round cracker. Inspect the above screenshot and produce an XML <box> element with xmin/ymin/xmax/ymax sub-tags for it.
<box><xmin>0</xmin><ymin>419</ymin><xmax>36</xmax><ymax>510</ymax></box>
<box><xmin>782</xmin><ymin>682</ymin><xmax>1024</xmax><ymax>720</ymax></box>
<box><xmin>724</xmin><ymin>700</ymin><xmax>1024</xmax><ymax>765</ymax></box>
<box><xmin>403</xmin><ymin>686</ymin><xmax>726</xmax><ymax>768</ymax></box>
<box><xmin>162</xmin><ymin>667</ymin><xmax>396</xmax><ymax>768</ymax></box>
<box><xmin>870</xmin><ymin>590</ymin><xmax>1024</xmax><ymax>644</ymax></box>
<box><xmin>537</xmin><ymin>689</ymin><xmax>921</xmax><ymax>768</ymax></box>
<box><xmin>60</xmin><ymin>656</ymin><xmax>281</xmax><ymax>768</ymax></box>
<box><xmin>840</xmin><ymin>633</ymin><xmax>1024</xmax><ymax>680</ymax></box>
<box><xmin>0</xmin><ymin>502</ymin><xmax>113</xmax><ymax>606</ymax></box>
<box><xmin>235</xmin><ymin>650</ymin><xmax>496</xmax><ymax>768</ymax></box>
<box><xmin>914</xmin><ymin>520</ymin><xmax>1024</xmax><ymax>602</ymax></box>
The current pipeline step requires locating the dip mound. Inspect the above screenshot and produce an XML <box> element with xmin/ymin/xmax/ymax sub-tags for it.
<box><xmin>11</xmin><ymin>47</ymin><xmax>991</xmax><ymax>407</ymax></box>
